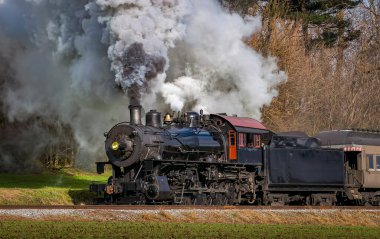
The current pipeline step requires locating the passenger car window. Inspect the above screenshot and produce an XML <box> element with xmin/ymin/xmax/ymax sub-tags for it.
<box><xmin>376</xmin><ymin>156</ymin><xmax>380</xmax><ymax>171</ymax></box>
<box><xmin>368</xmin><ymin>155</ymin><xmax>374</xmax><ymax>171</ymax></box>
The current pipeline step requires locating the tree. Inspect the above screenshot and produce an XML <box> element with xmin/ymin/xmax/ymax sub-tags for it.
<box><xmin>220</xmin><ymin>0</ymin><xmax>259</xmax><ymax>15</ymax></box>
<box><xmin>269</xmin><ymin>1</ymin><xmax>361</xmax><ymax>52</ymax></box>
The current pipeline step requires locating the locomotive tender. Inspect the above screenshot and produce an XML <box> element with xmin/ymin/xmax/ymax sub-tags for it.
<box><xmin>90</xmin><ymin>105</ymin><xmax>380</xmax><ymax>205</ymax></box>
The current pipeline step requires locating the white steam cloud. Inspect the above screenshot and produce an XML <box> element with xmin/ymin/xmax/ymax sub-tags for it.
<box><xmin>95</xmin><ymin>0</ymin><xmax>190</xmax><ymax>103</ymax></box>
<box><xmin>0</xmin><ymin>0</ymin><xmax>284</xmax><ymax>171</ymax></box>
<box><xmin>158</xmin><ymin>0</ymin><xmax>284</xmax><ymax>117</ymax></box>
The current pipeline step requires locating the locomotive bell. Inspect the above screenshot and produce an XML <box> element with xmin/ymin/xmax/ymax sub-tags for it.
<box><xmin>164</xmin><ymin>113</ymin><xmax>173</xmax><ymax>124</ymax></box>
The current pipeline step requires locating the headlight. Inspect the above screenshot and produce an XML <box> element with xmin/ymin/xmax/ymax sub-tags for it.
<box><xmin>111</xmin><ymin>141</ymin><xmax>120</xmax><ymax>151</ymax></box>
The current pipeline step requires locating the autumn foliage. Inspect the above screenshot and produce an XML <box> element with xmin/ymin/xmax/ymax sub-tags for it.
<box><xmin>245</xmin><ymin>1</ymin><xmax>380</xmax><ymax>135</ymax></box>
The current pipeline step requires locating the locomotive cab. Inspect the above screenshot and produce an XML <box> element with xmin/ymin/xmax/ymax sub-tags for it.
<box><xmin>210</xmin><ymin>114</ymin><xmax>273</xmax><ymax>164</ymax></box>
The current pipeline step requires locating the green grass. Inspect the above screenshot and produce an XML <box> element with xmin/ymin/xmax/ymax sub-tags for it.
<box><xmin>0</xmin><ymin>168</ymin><xmax>110</xmax><ymax>189</ymax></box>
<box><xmin>0</xmin><ymin>168</ymin><xmax>110</xmax><ymax>205</ymax></box>
<box><xmin>0</xmin><ymin>221</ymin><xmax>379</xmax><ymax>239</ymax></box>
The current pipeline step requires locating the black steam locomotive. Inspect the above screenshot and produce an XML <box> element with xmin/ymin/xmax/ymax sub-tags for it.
<box><xmin>90</xmin><ymin>105</ymin><xmax>380</xmax><ymax>206</ymax></box>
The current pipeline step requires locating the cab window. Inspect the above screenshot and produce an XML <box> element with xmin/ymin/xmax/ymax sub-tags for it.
<box><xmin>246</xmin><ymin>134</ymin><xmax>261</xmax><ymax>148</ymax></box>
<box><xmin>254</xmin><ymin>135</ymin><xmax>261</xmax><ymax>148</ymax></box>
<box><xmin>238</xmin><ymin>133</ymin><xmax>246</xmax><ymax>148</ymax></box>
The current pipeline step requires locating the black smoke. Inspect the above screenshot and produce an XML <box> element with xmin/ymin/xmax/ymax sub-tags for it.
<box><xmin>120</xmin><ymin>43</ymin><xmax>166</xmax><ymax>105</ymax></box>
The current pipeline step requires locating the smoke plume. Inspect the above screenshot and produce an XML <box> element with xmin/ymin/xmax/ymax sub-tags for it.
<box><xmin>95</xmin><ymin>0</ymin><xmax>190</xmax><ymax>104</ymax></box>
<box><xmin>0</xmin><ymin>0</ymin><xmax>284</xmax><ymax>171</ymax></box>
<box><xmin>158</xmin><ymin>1</ymin><xmax>285</xmax><ymax>117</ymax></box>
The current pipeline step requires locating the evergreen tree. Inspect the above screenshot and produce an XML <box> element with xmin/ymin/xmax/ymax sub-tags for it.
<box><xmin>222</xmin><ymin>0</ymin><xmax>361</xmax><ymax>51</ymax></box>
<box><xmin>221</xmin><ymin>0</ymin><xmax>258</xmax><ymax>15</ymax></box>
<box><xmin>285</xmin><ymin>0</ymin><xmax>361</xmax><ymax>49</ymax></box>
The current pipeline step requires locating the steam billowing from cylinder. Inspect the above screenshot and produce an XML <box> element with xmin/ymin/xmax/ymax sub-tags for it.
<box><xmin>0</xmin><ymin>0</ymin><xmax>285</xmax><ymax>171</ymax></box>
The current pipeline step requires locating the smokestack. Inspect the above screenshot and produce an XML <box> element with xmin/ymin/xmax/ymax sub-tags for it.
<box><xmin>129</xmin><ymin>105</ymin><xmax>142</xmax><ymax>125</ymax></box>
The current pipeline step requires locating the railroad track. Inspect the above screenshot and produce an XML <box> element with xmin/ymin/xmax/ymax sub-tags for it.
<box><xmin>0</xmin><ymin>205</ymin><xmax>379</xmax><ymax>210</ymax></box>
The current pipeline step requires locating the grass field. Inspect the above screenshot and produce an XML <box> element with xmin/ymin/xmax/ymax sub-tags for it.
<box><xmin>1</xmin><ymin>169</ymin><xmax>380</xmax><ymax>238</ymax></box>
<box><xmin>0</xmin><ymin>168</ymin><xmax>110</xmax><ymax>205</ymax></box>
<box><xmin>0</xmin><ymin>221</ymin><xmax>379</xmax><ymax>239</ymax></box>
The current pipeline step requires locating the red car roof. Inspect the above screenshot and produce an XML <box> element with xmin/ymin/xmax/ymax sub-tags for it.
<box><xmin>216</xmin><ymin>115</ymin><xmax>267</xmax><ymax>130</ymax></box>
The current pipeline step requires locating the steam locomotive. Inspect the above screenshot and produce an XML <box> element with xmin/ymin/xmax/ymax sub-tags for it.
<box><xmin>90</xmin><ymin>105</ymin><xmax>380</xmax><ymax>205</ymax></box>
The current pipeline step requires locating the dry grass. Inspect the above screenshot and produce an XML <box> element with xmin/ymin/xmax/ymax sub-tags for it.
<box><xmin>228</xmin><ymin>210</ymin><xmax>380</xmax><ymax>226</ymax></box>
<box><xmin>2</xmin><ymin>209</ymin><xmax>379</xmax><ymax>227</ymax></box>
<box><xmin>0</xmin><ymin>189</ymin><xmax>23</xmax><ymax>202</ymax></box>
<box><xmin>0</xmin><ymin>189</ymin><xmax>73</xmax><ymax>205</ymax></box>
